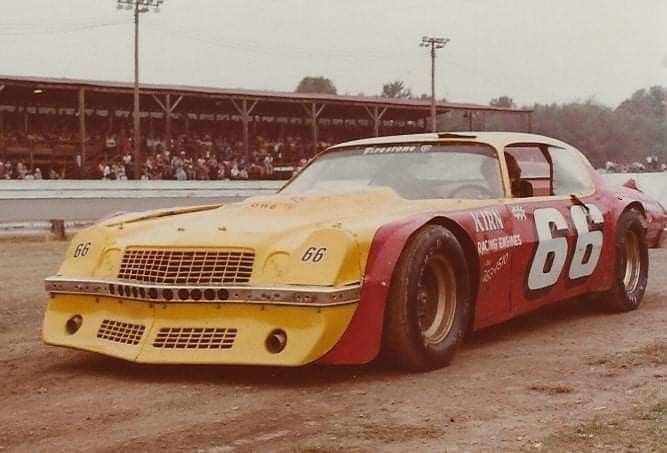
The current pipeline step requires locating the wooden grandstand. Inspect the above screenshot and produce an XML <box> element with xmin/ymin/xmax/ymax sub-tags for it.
<box><xmin>0</xmin><ymin>75</ymin><xmax>532</xmax><ymax>177</ymax></box>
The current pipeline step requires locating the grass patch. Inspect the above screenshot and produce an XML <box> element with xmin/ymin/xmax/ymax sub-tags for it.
<box><xmin>588</xmin><ymin>341</ymin><xmax>666</xmax><ymax>369</ymax></box>
<box><xmin>528</xmin><ymin>384</ymin><xmax>574</xmax><ymax>395</ymax></box>
<box><xmin>356</xmin><ymin>422</ymin><xmax>444</xmax><ymax>443</ymax></box>
<box><xmin>289</xmin><ymin>447</ymin><xmax>342</xmax><ymax>453</ymax></box>
<box><xmin>535</xmin><ymin>401</ymin><xmax>667</xmax><ymax>452</ymax></box>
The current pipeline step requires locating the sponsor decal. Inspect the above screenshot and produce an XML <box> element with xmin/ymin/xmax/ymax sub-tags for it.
<box><xmin>477</xmin><ymin>234</ymin><xmax>522</xmax><ymax>255</ymax></box>
<box><xmin>471</xmin><ymin>209</ymin><xmax>504</xmax><ymax>233</ymax></box>
<box><xmin>511</xmin><ymin>206</ymin><xmax>527</xmax><ymax>221</ymax></box>
<box><xmin>481</xmin><ymin>252</ymin><xmax>510</xmax><ymax>283</ymax></box>
<box><xmin>250</xmin><ymin>202</ymin><xmax>279</xmax><ymax>210</ymax></box>
<box><xmin>363</xmin><ymin>145</ymin><xmax>418</xmax><ymax>155</ymax></box>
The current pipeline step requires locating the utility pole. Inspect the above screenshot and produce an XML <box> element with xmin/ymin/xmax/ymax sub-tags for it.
<box><xmin>420</xmin><ymin>36</ymin><xmax>449</xmax><ymax>132</ymax></box>
<box><xmin>117</xmin><ymin>0</ymin><xmax>164</xmax><ymax>179</ymax></box>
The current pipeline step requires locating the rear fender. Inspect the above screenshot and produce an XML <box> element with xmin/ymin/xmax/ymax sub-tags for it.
<box><xmin>614</xmin><ymin>187</ymin><xmax>666</xmax><ymax>248</ymax></box>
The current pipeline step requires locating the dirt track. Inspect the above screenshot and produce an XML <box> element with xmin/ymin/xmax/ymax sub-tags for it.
<box><xmin>1</xmin><ymin>241</ymin><xmax>665</xmax><ymax>452</ymax></box>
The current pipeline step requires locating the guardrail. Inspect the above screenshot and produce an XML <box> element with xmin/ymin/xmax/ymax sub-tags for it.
<box><xmin>0</xmin><ymin>174</ymin><xmax>664</xmax><ymax>236</ymax></box>
<box><xmin>0</xmin><ymin>180</ymin><xmax>285</xmax><ymax>199</ymax></box>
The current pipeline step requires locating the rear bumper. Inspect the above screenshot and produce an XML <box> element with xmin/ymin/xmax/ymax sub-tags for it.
<box><xmin>43</xmin><ymin>294</ymin><xmax>358</xmax><ymax>365</ymax></box>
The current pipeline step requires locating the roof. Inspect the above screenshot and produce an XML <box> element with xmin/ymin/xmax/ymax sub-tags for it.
<box><xmin>0</xmin><ymin>74</ymin><xmax>531</xmax><ymax>115</ymax></box>
<box><xmin>330</xmin><ymin>132</ymin><xmax>571</xmax><ymax>150</ymax></box>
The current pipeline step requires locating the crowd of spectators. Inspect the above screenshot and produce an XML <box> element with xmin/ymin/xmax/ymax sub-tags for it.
<box><xmin>0</xmin><ymin>119</ymin><xmax>328</xmax><ymax>180</ymax></box>
<box><xmin>95</xmin><ymin>132</ymin><xmax>318</xmax><ymax>181</ymax></box>
<box><xmin>602</xmin><ymin>156</ymin><xmax>667</xmax><ymax>173</ymax></box>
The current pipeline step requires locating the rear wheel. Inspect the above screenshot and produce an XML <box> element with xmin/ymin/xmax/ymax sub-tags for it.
<box><xmin>602</xmin><ymin>209</ymin><xmax>649</xmax><ymax>312</ymax></box>
<box><xmin>382</xmin><ymin>225</ymin><xmax>472</xmax><ymax>371</ymax></box>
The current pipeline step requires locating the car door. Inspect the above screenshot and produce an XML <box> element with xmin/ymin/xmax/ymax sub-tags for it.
<box><xmin>503</xmin><ymin>143</ymin><xmax>609</xmax><ymax>316</ymax></box>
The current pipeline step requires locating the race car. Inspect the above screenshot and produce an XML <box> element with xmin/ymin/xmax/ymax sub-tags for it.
<box><xmin>43</xmin><ymin>132</ymin><xmax>667</xmax><ymax>371</ymax></box>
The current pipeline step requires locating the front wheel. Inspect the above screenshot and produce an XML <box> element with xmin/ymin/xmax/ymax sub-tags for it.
<box><xmin>602</xmin><ymin>208</ymin><xmax>649</xmax><ymax>312</ymax></box>
<box><xmin>382</xmin><ymin>224</ymin><xmax>473</xmax><ymax>371</ymax></box>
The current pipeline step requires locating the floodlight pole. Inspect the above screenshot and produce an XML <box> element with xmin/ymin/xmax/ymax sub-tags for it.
<box><xmin>117</xmin><ymin>0</ymin><xmax>164</xmax><ymax>179</ymax></box>
<box><xmin>133</xmin><ymin>1</ymin><xmax>140</xmax><ymax>179</ymax></box>
<box><xmin>420</xmin><ymin>36</ymin><xmax>449</xmax><ymax>132</ymax></box>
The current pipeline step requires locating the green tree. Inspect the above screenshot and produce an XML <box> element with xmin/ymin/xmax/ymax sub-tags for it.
<box><xmin>381</xmin><ymin>80</ymin><xmax>412</xmax><ymax>99</ymax></box>
<box><xmin>295</xmin><ymin>76</ymin><xmax>337</xmax><ymax>95</ymax></box>
<box><xmin>489</xmin><ymin>96</ymin><xmax>516</xmax><ymax>109</ymax></box>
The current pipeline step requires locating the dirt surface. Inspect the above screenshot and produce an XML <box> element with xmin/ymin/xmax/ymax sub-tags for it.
<box><xmin>1</xmin><ymin>240</ymin><xmax>665</xmax><ymax>452</ymax></box>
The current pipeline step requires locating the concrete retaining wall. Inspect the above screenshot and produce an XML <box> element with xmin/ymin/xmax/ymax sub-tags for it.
<box><xmin>0</xmin><ymin>180</ymin><xmax>284</xmax><ymax>200</ymax></box>
<box><xmin>600</xmin><ymin>173</ymin><xmax>667</xmax><ymax>207</ymax></box>
<box><xmin>0</xmin><ymin>174</ymin><xmax>664</xmax><ymax>224</ymax></box>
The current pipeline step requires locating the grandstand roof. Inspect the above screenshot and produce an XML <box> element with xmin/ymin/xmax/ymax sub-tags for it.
<box><xmin>0</xmin><ymin>74</ymin><xmax>530</xmax><ymax>121</ymax></box>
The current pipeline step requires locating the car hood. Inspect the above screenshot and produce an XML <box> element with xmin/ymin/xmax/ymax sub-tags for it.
<box><xmin>58</xmin><ymin>187</ymin><xmax>500</xmax><ymax>284</ymax></box>
<box><xmin>102</xmin><ymin>186</ymin><xmax>497</xmax><ymax>246</ymax></box>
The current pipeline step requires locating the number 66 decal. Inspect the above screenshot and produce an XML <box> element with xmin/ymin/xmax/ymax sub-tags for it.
<box><xmin>527</xmin><ymin>204</ymin><xmax>604</xmax><ymax>291</ymax></box>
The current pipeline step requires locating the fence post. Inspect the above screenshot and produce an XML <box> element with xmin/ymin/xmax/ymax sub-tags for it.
<box><xmin>50</xmin><ymin>219</ymin><xmax>66</xmax><ymax>240</ymax></box>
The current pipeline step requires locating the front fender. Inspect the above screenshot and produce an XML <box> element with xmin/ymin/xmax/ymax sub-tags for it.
<box><xmin>316</xmin><ymin>213</ymin><xmax>441</xmax><ymax>365</ymax></box>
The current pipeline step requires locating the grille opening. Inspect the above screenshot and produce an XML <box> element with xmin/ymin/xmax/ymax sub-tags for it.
<box><xmin>117</xmin><ymin>249</ymin><xmax>255</xmax><ymax>285</ymax></box>
<box><xmin>153</xmin><ymin>327</ymin><xmax>237</xmax><ymax>349</ymax></box>
<box><xmin>97</xmin><ymin>319</ymin><xmax>145</xmax><ymax>345</ymax></box>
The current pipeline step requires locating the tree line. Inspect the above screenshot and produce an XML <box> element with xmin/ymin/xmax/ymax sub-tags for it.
<box><xmin>295</xmin><ymin>76</ymin><xmax>666</xmax><ymax>168</ymax></box>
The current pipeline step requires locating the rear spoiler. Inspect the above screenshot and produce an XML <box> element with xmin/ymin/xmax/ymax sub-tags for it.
<box><xmin>622</xmin><ymin>178</ymin><xmax>641</xmax><ymax>192</ymax></box>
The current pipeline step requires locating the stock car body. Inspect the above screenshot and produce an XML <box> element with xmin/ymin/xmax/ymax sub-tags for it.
<box><xmin>43</xmin><ymin>132</ymin><xmax>667</xmax><ymax>370</ymax></box>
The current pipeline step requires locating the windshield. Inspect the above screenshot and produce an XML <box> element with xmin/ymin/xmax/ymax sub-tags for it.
<box><xmin>281</xmin><ymin>143</ymin><xmax>504</xmax><ymax>200</ymax></box>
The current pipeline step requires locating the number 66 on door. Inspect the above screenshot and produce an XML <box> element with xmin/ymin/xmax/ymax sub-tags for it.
<box><xmin>528</xmin><ymin>204</ymin><xmax>604</xmax><ymax>291</ymax></box>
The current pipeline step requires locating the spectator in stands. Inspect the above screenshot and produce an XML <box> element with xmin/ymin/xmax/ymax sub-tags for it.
<box><xmin>4</xmin><ymin>161</ymin><xmax>13</xmax><ymax>179</ymax></box>
<box><xmin>16</xmin><ymin>160</ymin><xmax>27</xmax><ymax>179</ymax></box>
<box><xmin>105</xmin><ymin>133</ymin><xmax>117</xmax><ymax>157</ymax></box>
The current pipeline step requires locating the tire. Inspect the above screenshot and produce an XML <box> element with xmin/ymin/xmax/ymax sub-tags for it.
<box><xmin>382</xmin><ymin>224</ymin><xmax>473</xmax><ymax>371</ymax></box>
<box><xmin>602</xmin><ymin>208</ymin><xmax>649</xmax><ymax>312</ymax></box>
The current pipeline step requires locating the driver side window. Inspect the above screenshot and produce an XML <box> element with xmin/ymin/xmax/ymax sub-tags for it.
<box><xmin>504</xmin><ymin>144</ymin><xmax>551</xmax><ymax>198</ymax></box>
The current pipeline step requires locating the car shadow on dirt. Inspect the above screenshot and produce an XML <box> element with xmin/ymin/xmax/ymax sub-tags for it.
<box><xmin>48</xmin><ymin>295</ymin><xmax>616</xmax><ymax>387</ymax></box>
<box><xmin>466</xmin><ymin>295</ymin><xmax>605</xmax><ymax>350</ymax></box>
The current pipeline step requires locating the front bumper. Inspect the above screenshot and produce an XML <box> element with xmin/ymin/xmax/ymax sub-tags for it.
<box><xmin>43</xmin><ymin>281</ymin><xmax>360</xmax><ymax>366</ymax></box>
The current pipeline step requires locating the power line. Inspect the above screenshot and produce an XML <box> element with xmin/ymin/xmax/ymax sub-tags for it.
<box><xmin>144</xmin><ymin>23</ymin><xmax>414</xmax><ymax>61</ymax></box>
<box><xmin>0</xmin><ymin>21</ymin><xmax>126</xmax><ymax>36</ymax></box>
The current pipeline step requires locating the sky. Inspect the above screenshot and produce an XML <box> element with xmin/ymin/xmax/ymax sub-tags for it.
<box><xmin>1</xmin><ymin>0</ymin><xmax>666</xmax><ymax>108</ymax></box>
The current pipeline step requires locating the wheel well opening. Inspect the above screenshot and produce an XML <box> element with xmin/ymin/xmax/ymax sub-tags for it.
<box><xmin>623</xmin><ymin>202</ymin><xmax>647</xmax><ymax>229</ymax></box>
<box><xmin>427</xmin><ymin>217</ymin><xmax>480</xmax><ymax>333</ymax></box>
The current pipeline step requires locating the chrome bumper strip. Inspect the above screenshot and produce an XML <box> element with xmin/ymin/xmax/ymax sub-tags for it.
<box><xmin>44</xmin><ymin>277</ymin><xmax>361</xmax><ymax>307</ymax></box>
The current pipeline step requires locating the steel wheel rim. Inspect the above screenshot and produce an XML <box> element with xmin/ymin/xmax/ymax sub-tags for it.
<box><xmin>416</xmin><ymin>255</ymin><xmax>457</xmax><ymax>345</ymax></box>
<box><xmin>623</xmin><ymin>230</ymin><xmax>641</xmax><ymax>293</ymax></box>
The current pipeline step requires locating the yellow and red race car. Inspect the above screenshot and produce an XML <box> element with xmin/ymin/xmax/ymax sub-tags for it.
<box><xmin>43</xmin><ymin>132</ymin><xmax>667</xmax><ymax>371</ymax></box>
